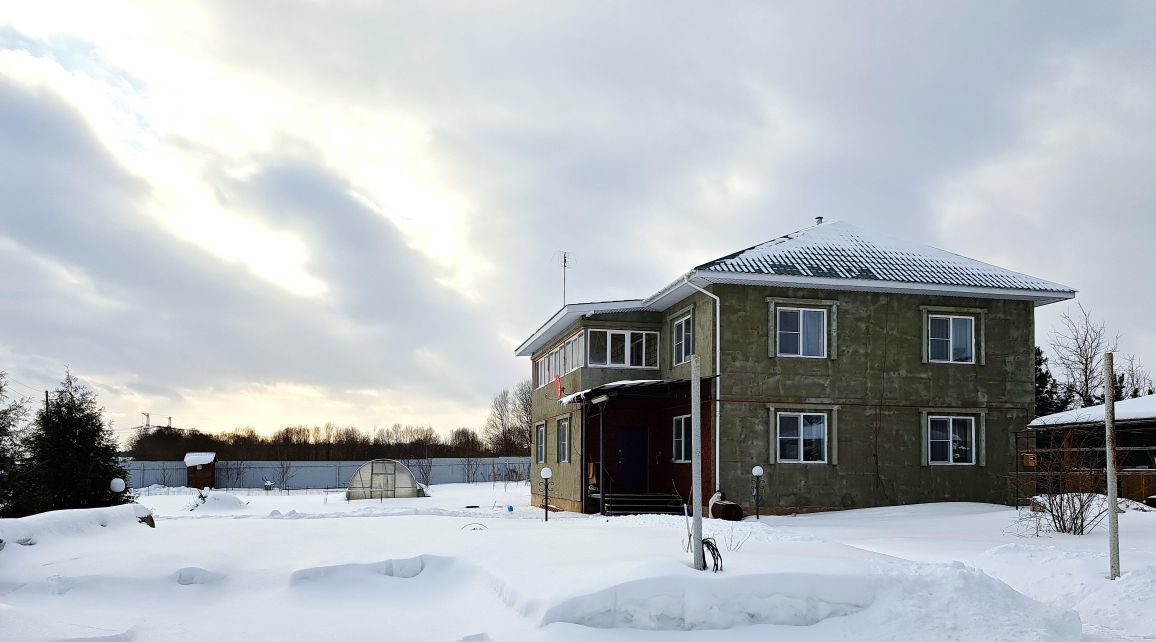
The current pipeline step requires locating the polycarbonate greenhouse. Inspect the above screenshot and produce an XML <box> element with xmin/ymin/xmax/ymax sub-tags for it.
<box><xmin>345</xmin><ymin>459</ymin><xmax>425</xmax><ymax>500</ymax></box>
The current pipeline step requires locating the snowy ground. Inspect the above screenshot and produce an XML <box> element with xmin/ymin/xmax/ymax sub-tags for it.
<box><xmin>1</xmin><ymin>484</ymin><xmax>1153</xmax><ymax>641</ymax></box>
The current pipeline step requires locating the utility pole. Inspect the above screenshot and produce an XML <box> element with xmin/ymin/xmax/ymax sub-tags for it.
<box><xmin>44</xmin><ymin>390</ymin><xmax>49</xmax><ymax>413</ymax></box>
<box><xmin>1104</xmin><ymin>351</ymin><xmax>1120</xmax><ymax>580</ymax></box>
<box><xmin>690</xmin><ymin>355</ymin><xmax>705</xmax><ymax>571</ymax></box>
<box><xmin>561</xmin><ymin>251</ymin><xmax>569</xmax><ymax>307</ymax></box>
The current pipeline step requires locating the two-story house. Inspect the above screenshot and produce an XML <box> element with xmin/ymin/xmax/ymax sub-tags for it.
<box><xmin>515</xmin><ymin>220</ymin><xmax>1075</xmax><ymax>514</ymax></box>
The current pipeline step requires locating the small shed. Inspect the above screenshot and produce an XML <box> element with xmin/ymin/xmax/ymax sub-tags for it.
<box><xmin>346</xmin><ymin>459</ymin><xmax>424</xmax><ymax>500</ymax></box>
<box><xmin>184</xmin><ymin>452</ymin><xmax>217</xmax><ymax>489</ymax></box>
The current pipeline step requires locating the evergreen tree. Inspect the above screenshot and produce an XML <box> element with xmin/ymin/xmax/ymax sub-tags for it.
<box><xmin>0</xmin><ymin>373</ymin><xmax>29</xmax><ymax>512</ymax></box>
<box><xmin>1035</xmin><ymin>347</ymin><xmax>1073</xmax><ymax>418</ymax></box>
<box><xmin>3</xmin><ymin>371</ymin><xmax>128</xmax><ymax>517</ymax></box>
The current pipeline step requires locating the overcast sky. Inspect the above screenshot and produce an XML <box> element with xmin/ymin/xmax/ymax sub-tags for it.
<box><xmin>1</xmin><ymin>2</ymin><xmax>1153</xmax><ymax>440</ymax></box>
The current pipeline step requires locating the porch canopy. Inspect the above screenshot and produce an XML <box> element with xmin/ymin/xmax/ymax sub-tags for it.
<box><xmin>564</xmin><ymin>378</ymin><xmax>715</xmax><ymax>513</ymax></box>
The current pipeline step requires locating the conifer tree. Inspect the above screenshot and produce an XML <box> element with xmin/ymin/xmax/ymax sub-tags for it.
<box><xmin>0</xmin><ymin>373</ymin><xmax>29</xmax><ymax>512</ymax></box>
<box><xmin>4</xmin><ymin>371</ymin><xmax>127</xmax><ymax>517</ymax></box>
<box><xmin>1035</xmin><ymin>347</ymin><xmax>1073</xmax><ymax>417</ymax></box>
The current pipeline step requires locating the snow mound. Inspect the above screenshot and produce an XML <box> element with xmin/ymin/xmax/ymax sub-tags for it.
<box><xmin>542</xmin><ymin>564</ymin><xmax>1081</xmax><ymax>640</ymax></box>
<box><xmin>185</xmin><ymin>492</ymin><xmax>248</xmax><ymax>513</ymax></box>
<box><xmin>0</xmin><ymin>504</ymin><xmax>153</xmax><ymax>547</ymax></box>
<box><xmin>173</xmin><ymin>566</ymin><xmax>224</xmax><ymax>586</ymax></box>
<box><xmin>1071</xmin><ymin>565</ymin><xmax>1156</xmax><ymax>638</ymax></box>
<box><xmin>289</xmin><ymin>555</ymin><xmax>444</xmax><ymax>586</ymax></box>
<box><xmin>542</xmin><ymin>573</ymin><xmax>865</xmax><ymax>630</ymax></box>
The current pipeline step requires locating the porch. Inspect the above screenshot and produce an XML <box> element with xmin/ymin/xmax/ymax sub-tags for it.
<box><xmin>564</xmin><ymin>379</ymin><xmax>714</xmax><ymax>515</ymax></box>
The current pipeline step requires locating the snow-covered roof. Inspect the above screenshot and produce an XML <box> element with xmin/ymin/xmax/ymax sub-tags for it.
<box><xmin>1029</xmin><ymin>395</ymin><xmax>1156</xmax><ymax>429</ymax></box>
<box><xmin>695</xmin><ymin>220</ymin><xmax>1075</xmax><ymax>301</ymax></box>
<box><xmin>559</xmin><ymin>379</ymin><xmax>670</xmax><ymax>404</ymax></box>
<box><xmin>183</xmin><ymin>452</ymin><xmax>217</xmax><ymax>466</ymax></box>
<box><xmin>516</xmin><ymin>220</ymin><xmax>1075</xmax><ymax>358</ymax></box>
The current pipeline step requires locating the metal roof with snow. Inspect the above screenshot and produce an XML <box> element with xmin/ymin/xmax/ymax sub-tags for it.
<box><xmin>695</xmin><ymin>220</ymin><xmax>1074</xmax><ymax>297</ymax></box>
<box><xmin>516</xmin><ymin>220</ymin><xmax>1075</xmax><ymax>357</ymax></box>
<box><xmin>1028</xmin><ymin>395</ymin><xmax>1156</xmax><ymax>429</ymax></box>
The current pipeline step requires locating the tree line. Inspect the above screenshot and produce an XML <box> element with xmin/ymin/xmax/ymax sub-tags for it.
<box><xmin>124</xmin><ymin>379</ymin><xmax>535</xmax><ymax>461</ymax></box>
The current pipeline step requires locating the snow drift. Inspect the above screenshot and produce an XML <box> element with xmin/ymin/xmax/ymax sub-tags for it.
<box><xmin>0</xmin><ymin>504</ymin><xmax>153</xmax><ymax>548</ymax></box>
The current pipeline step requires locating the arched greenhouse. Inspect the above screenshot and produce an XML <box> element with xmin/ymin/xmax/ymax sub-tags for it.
<box><xmin>346</xmin><ymin>459</ymin><xmax>425</xmax><ymax>500</ymax></box>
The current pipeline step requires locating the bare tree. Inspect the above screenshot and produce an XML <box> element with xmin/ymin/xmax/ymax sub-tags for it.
<box><xmin>511</xmin><ymin>378</ymin><xmax>534</xmax><ymax>453</ymax></box>
<box><xmin>483</xmin><ymin>389</ymin><xmax>519</xmax><ymax>454</ymax></box>
<box><xmin>274</xmin><ymin>459</ymin><xmax>297</xmax><ymax>489</ymax></box>
<box><xmin>1017</xmin><ymin>429</ymin><xmax>1120</xmax><ymax>535</ymax></box>
<box><xmin>1117</xmin><ymin>354</ymin><xmax>1154</xmax><ymax>399</ymax></box>
<box><xmin>1049</xmin><ymin>302</ymin><xmax>1119</xmax><ymax>407</ymax></box>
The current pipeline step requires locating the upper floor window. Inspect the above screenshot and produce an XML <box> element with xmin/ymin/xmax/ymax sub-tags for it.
<box><xmin>672</xmin><ymin>314</ymin><xmax>693</xmax><ymax>365</ymax></box>
<box><xmin>777</xmin><ymin>412</ymin><xmax>827</xmax><ymax>463</ymax></box>
<box><xmin>777</xmin><ymin>308</ymin><xmax>827</xmax><ymax>358</ymax></box>
<box><xmin>556</xmin><ymin>418</ymin><xmax>570</xmax><ymax>463</ymax></box>
<box><xmin>587</xmin><ymin>329</ymin><xmax>658</xmax><ymax>369</ymax></box>
<box><xmin>928</xmin><ymin>416</ymin><xmax>974</xmax><ymax>465</ymax></box>
<box><xmin>928</xmin><ymin>315</ymin><xmax>974</xmax><ymax>363</ymax></box>
<box><xmin>535</xmin><ymin>423</ymin><xmax>546</xmax><ymax>463</ymax></box>
<box><xmin>535</xmin><ymin>332</ymin><xmax>584</xmax><ymax>388</ymax></box>
<box><xmin>672</xmin><ymin>415</ymin><xmax>692</xmax><ymax>462</ymax></box>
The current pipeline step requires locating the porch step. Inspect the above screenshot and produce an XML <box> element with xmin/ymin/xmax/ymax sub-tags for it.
<box><xmin>602</xmin><ymin>492</ymin><xmax>685</xmax><ymax>516</ymax></box>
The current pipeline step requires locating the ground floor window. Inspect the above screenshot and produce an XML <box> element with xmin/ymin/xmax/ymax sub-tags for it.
<box><xmin>777</xmin><ymin>412</ymin><xmax>827</xmax><ymax>463</ymax></box>
<box><xmin>929</xmin><ymin>416</ymin><xmax>974</xmax><ymax>464</ymax></box>
<box><xmin>535</xmin><ymin>423</ymin><xmax>546</xmax><ymax>463</ymax></box>
<box><xmin>557</xmin><ymin>418</ymin><xmax>569</xmax><ymax>463</ymax></box>
<box><xmin>672</xmin><ymin>415</ymin><xmax>692</xmax><ymax>462</ymax></box>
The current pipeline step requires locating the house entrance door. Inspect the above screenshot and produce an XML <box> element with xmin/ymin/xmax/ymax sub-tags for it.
<box><xmin>616</xmin><ymin>426</ymin><xmax>648</xmax><ymax>493</ymax></box>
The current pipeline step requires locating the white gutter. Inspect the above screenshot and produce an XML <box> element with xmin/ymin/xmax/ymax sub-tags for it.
<box><xmin>684</xmin><ymin>273</ymin><xmax>721</xmax><ymax>492</ymax></box>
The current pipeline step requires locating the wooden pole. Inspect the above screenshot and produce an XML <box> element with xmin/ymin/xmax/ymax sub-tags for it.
<box><xmin>691</xmin><ymin>355</ymin><xmax>705</xmax><ymax>571</ymax></box>
<box><xmin>1104</xmin><ymin>351</ymin><xmax>1120</xmax><ymax>580</ymax></box>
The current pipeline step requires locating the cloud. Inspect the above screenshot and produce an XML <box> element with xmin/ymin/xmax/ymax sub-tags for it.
<box><xmin>1</xmin><ymin>1</ymin><xmax>1153</xmax><ymax>435</ymax></box>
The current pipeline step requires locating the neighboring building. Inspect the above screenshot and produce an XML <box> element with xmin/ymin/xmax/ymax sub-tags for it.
<box><xmin>515</xmin><ymin>220</ymin><xmax>1075</xmax><ymax>513</ymax></box>
<box><xmin>1020</xmin><ymin>395</ymin><xmax>1156</xmax><ymax>505</ymax></box>
<box><xmin>184</xmin><ymin>452</ymin><xmax>217</xmax><ymax>489</ymax></box>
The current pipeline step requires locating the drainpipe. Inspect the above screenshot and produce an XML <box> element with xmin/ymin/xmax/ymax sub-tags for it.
<box><xmin>684</xmin><ymin>275</ymin><xmax>721</xmax><ymax>493</ymax></box>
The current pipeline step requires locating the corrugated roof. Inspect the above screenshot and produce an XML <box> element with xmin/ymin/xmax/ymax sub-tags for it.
<box><xmin>695</xmin><ymin>220</ymin><xmax>1073</xmax><ymax>294</ymax></box>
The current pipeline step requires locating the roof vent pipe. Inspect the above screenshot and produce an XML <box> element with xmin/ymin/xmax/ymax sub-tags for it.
<box><xmin>815</xmin><ymin>216</ymin><xmax>824</xmax><ymax>225</ymax></box>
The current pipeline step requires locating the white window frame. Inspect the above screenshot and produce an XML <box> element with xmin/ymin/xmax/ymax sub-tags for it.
<box><xmin>535</xmin><ymin>423</ymin><xmax>546</xmax><ymax>463</ymax></box>
<box><xmin>672</xmin><ymin>314</ymin><xmax>693</xmax><ymax>366</ymax></box>
<box><xmin>776</xmin><ymin>412</ymin><xmax>828</xmax><ymax>464</ymax></box>
<box><xmin>672</xmin><ymin>415</ymin><xmax>692</xmax><ymax>463</ymax></box>
<box><xmin>927</xmin><ymin>416</ymin><xmax>976</xmax><ymax>465</ymax></box>
<box><xmin>533</xmin><ymin>332</ymin><xmax>585</xmax><ymax>389</ymax></box>
<box><xmin>927</xmin><ymin>315</ymin><xmax>975</xmax><ymax>364</ymax></box>
<box><xmin>585</xmin><ymin>329</ymin><xmax>659</xmax><ymax>370</ymax></box>
<box><xmin>556</xmin><ymin>418</ymin><xmax>570</xmax><ymax>463</ymax></box>
<box><xmin>776</xmin><ymin>307</ymin><xmax>828</xmax><ymax>358</ymax></box>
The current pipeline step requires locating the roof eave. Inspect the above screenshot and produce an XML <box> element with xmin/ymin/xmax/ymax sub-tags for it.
<box><xmin>695</xmin><ymin>271</ymin><xmax>1076</xmax><ymax>305</ymax></box>
<box><xmin>514</xmin><ymin>299</ymin><xmax>648</xmax><ymax>357</ymax></box>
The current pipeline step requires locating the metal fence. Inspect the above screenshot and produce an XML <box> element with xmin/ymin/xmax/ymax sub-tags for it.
<box><xmin>120</xmin><ymin>457</ymin><xmax>531</xmax><ymax>490</ymax></box>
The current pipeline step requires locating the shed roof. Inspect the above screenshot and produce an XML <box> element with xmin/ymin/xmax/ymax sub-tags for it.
<box><xmin>183</xmin><ymin>452</ymin><xmax>217</xmax><ymax>466</ymax></box>
<box><xmin>1029</xmin><ymin>395</ymin><xmax>1156</xmax><ymax>429</ymax></box>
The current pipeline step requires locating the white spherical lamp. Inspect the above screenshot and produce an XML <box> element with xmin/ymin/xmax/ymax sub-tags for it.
<box><xmin>540</xmin><ymin>467</ymin><xmax>553</xmax><ymax>480</ymax></box>
<box><xmin>752</xmin><ymin>465</ymin><xmax>764</xmax><ymax>477</ymax></box>
<box><xmin>110</xmin><ymin>478</ymin><xmax>126</xmax><ymax>493</ymax></box>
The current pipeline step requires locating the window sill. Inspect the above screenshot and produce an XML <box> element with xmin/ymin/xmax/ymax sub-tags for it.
<box><xmin>776</xmin><ymin>460</ymin><xmax>828</xmax><ymax>464</ymax></box>
<box><xmin>929</xmin><ymin>462</ymin><xmax>976</xmax><ymax>466</ymax></box>
<box><xmin>928</xmin><ymin>360</ymin><xmax>976</xmax><ymax>365</ymax></box>
<box><xmin>587</xmin><ymin>364</ymin><xmax>661</xmax><ymax>370</ymax></box>
<box><xmin>672</xmin><ymin>459</ymin><xmax>691</xmax><ymax>464</ymax></box>
<box><xmin>776</xmin><ymin>353</ymin><xmax>829</xmax><ymax>359</ymax></box>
